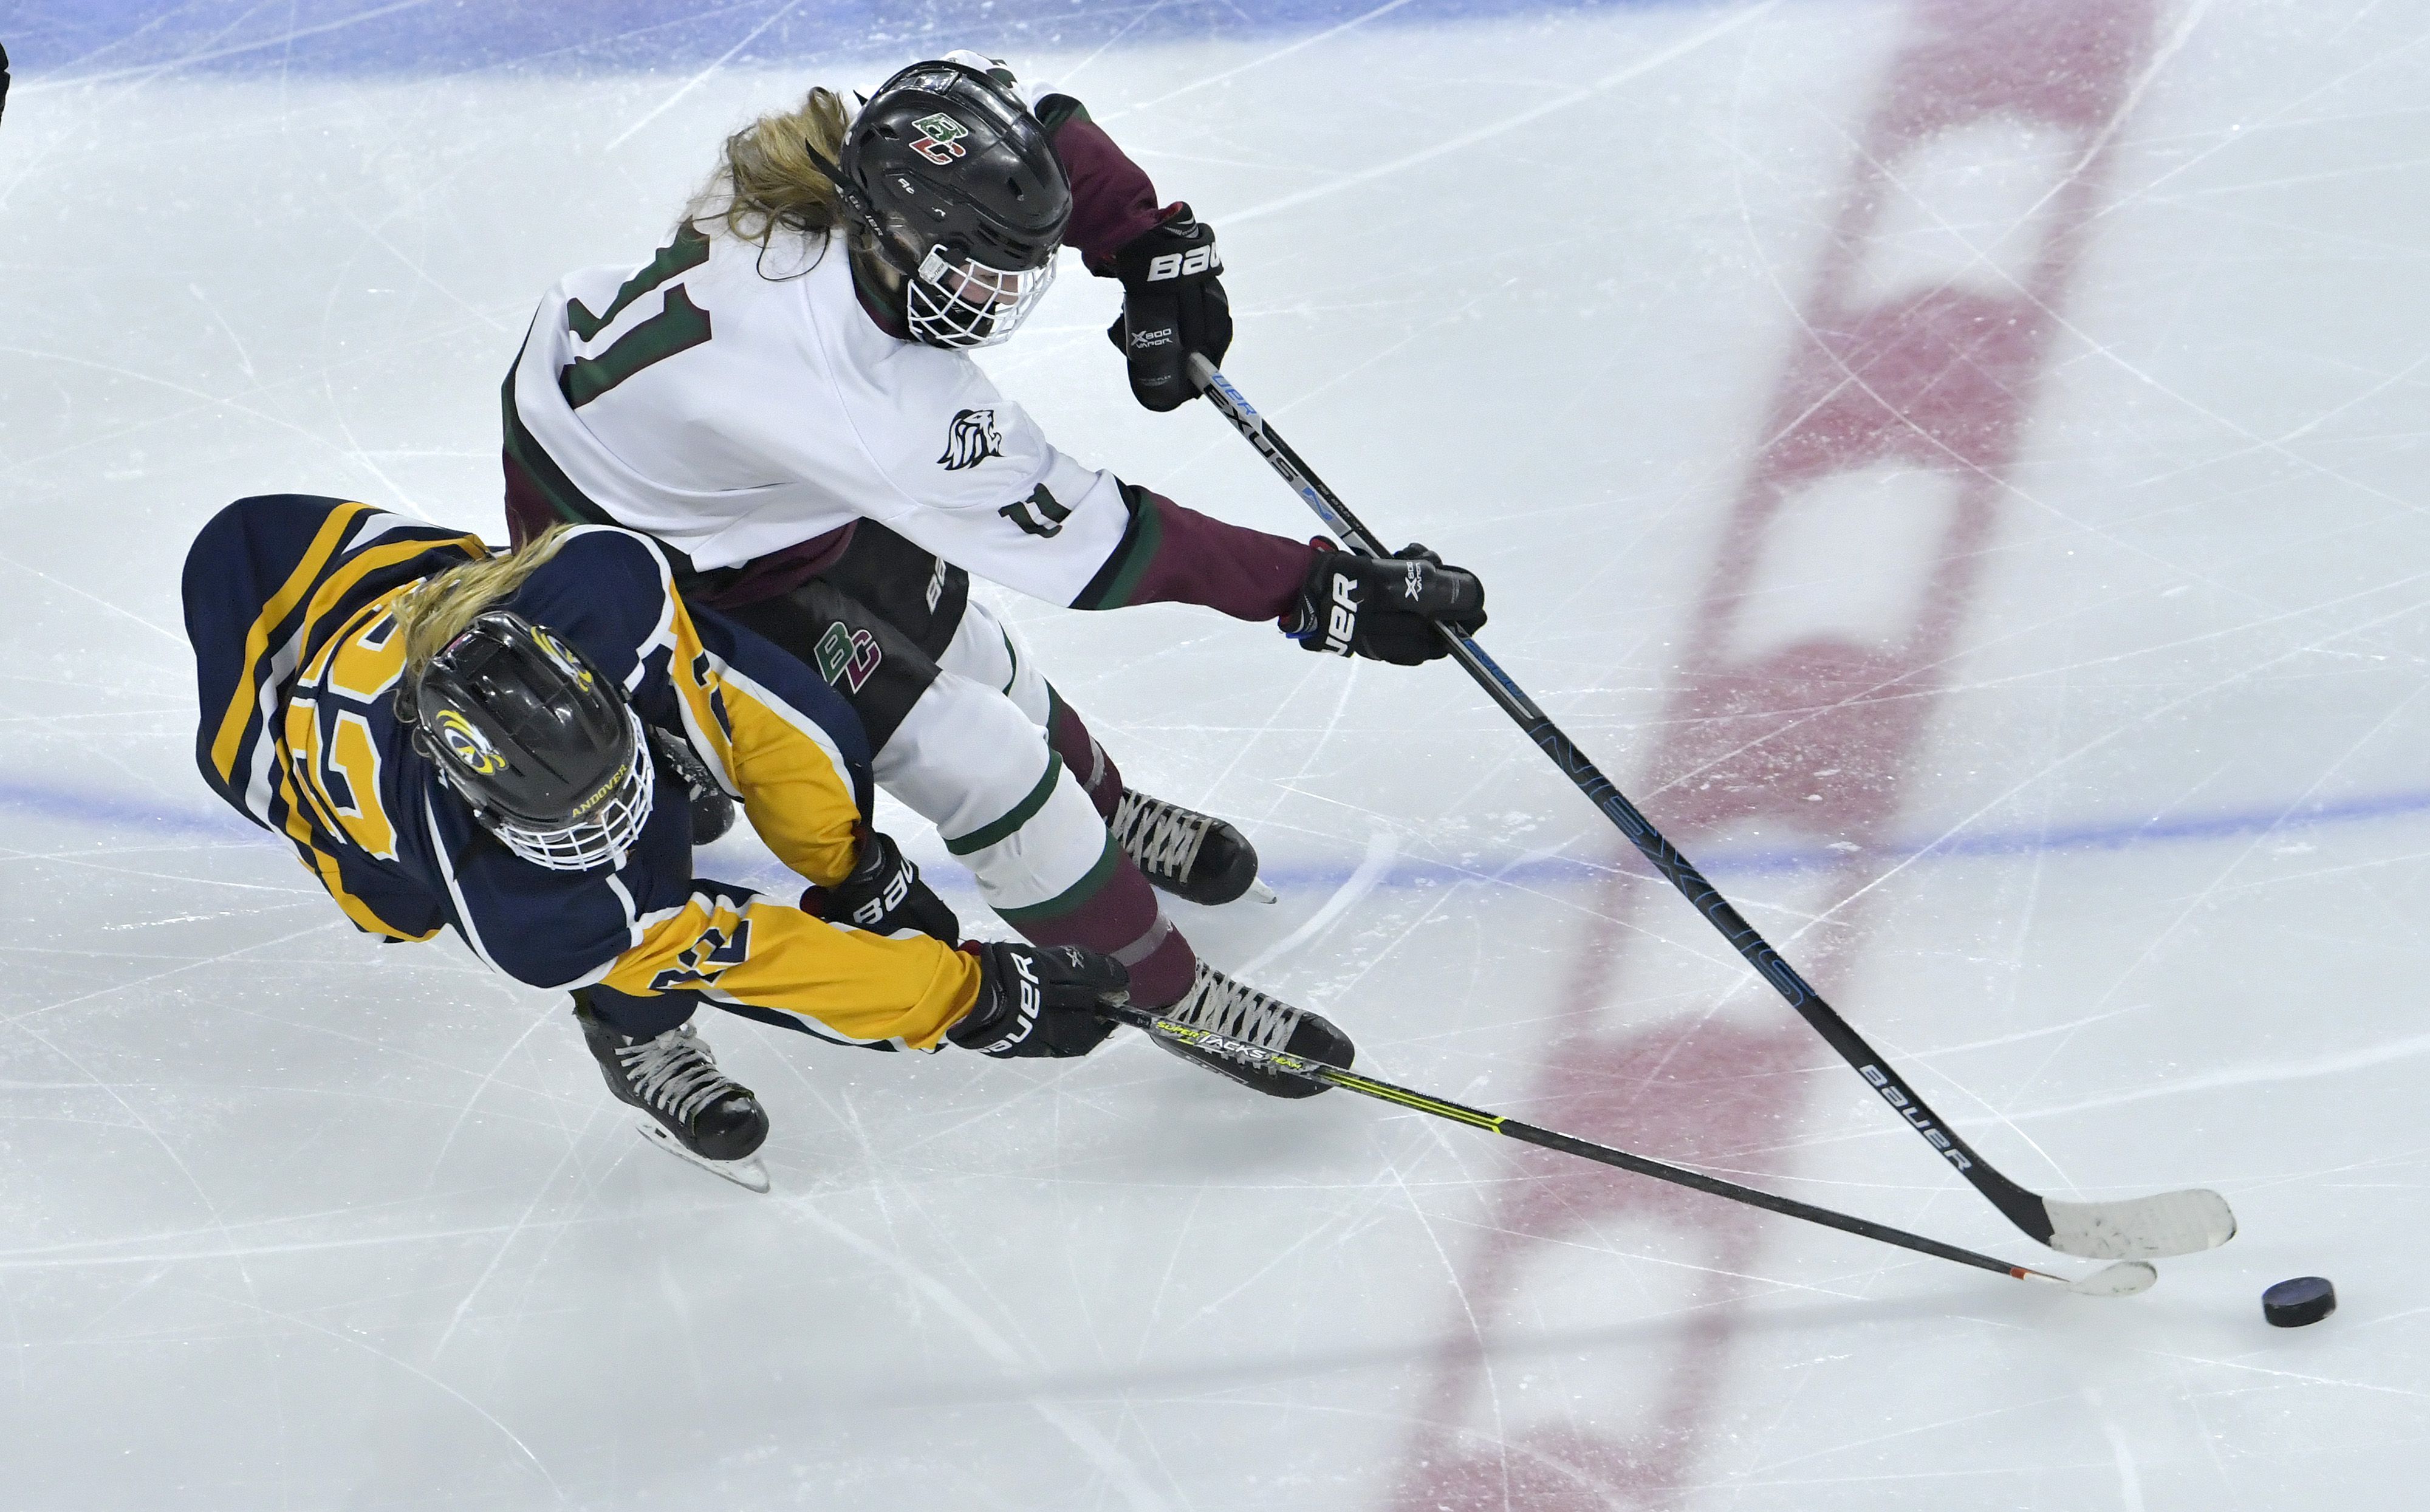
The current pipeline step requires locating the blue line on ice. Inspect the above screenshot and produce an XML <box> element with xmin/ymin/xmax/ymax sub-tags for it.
<box><xmin>6</xmin><ymin>775</ymin><xmax>2422</xmax><ymax>890</ymax></box>
<box><xmin>6</xmin><ymin>0</ymin><xmax>1700</xmax><ymax>79</ymax></box>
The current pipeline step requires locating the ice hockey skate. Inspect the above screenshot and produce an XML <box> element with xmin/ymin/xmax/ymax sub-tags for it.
<box><xmin>1147</xmin><ymin>963</ymin><xmax>1352</xmax><ymax>1099</ymax></box>
<box><xmin>575</xmin><ymin>1001</ymin><xmax>772</xmax><ymax>1192</ymax></box>
<box><xmin>1109</xmin><ymin>789</ymin><xmax>1276</xmax><ymax>906</ymax></box>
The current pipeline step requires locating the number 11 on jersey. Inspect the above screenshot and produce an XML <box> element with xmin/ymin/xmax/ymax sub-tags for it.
<box><xmin>559</xmin><ymin>227</ymin><xmax>716</xmax><ymax>408</ymax></box>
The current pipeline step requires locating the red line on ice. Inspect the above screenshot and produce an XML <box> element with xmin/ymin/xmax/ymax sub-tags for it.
<box><xmin>1389</xmin><ymin>2</ymin><xmax>2157</xmax><ymax>1505</ymax></box>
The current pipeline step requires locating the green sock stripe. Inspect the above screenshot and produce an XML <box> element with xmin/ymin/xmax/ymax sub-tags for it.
<box><xmin>943</xmin><ymin>752</ymin><xmax>1063</xmax><ymax>858</ymax></box>
<box><xmin>994</xmin><ymin>833</ymin><xmax>1123</xmax><ymax>925</ymax></box>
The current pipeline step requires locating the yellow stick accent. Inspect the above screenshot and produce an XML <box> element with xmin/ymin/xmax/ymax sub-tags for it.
<box><xmin>1146</xmin><ymin>1019</ymin><xmax>1508</xmax><ymax>1128</ymax></box>
<box><xmin>1328</xmin><ymin>1075</ymin><xmax>1504</xmax><ymax>1131</ymax></box>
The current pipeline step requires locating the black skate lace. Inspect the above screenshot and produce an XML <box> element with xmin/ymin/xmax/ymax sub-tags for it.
<box><xmin>1165</xmin><ymin>964</ymin><xmax>1301</xmax><ymax>1051</ymax></box>
<box><xmin>1110</xmin><ymin>792</ymin><xmax>1213</xmax><ymax>882</ymax></box>
<box><xmin>616</xmin><ymin>1025</ymin><xmax>742</xmax><ymax>1124</ymax></box>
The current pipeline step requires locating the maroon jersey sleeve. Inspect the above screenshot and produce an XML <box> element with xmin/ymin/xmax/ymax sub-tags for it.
<box><xmin>1035</xmin><ymin>94</ymin><xmax>1176</xmax><ymax>273</ymax></box>
<box><xmin>1070</xmin><ymin>481</ymin><xmax>1319</xmax><ymax>623</ymax></box>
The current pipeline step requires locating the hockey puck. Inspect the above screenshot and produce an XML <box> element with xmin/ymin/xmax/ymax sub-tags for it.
<box><xmin>2262</xmin><ymin>1276</ymin><xmax>2336</xmax><ymax>1327</ymax></box>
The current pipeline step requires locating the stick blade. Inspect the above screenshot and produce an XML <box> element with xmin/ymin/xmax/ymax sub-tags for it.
<box><xmin>2066</xmin><ymin>1261</ymin><xmax>2158</xmax><ymax>1298</ymax></box>
<box><xmin>2044</xmin><ymin>1189</ymin><xmax>2234</xmax><ymax>1259</ymax></box>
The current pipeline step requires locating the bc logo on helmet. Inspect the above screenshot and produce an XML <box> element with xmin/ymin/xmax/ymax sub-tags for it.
<box><xmin>909</xmin><ymin>112</ymin><xmax>970</xmax><ymax>165</ymax></box>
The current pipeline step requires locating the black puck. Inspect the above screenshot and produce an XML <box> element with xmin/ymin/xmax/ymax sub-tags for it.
<box><xmin>2262</xmin><ymin>1276</ymin><xmax>2336</xmax><ymax>1327</ymax></box>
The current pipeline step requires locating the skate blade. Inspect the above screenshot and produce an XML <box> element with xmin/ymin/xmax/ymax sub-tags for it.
<box><xmin>1246</xmin><ymin>879</ymin><xmax>1278</xmax><ymax>905</ymax></box>
<box><xmin>634</xmin><ymin>1117</ymin><xmax>770</xmax><ymax>1193</ymax></box>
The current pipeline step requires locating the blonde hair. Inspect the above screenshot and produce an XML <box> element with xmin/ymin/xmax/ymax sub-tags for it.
<box><xmin>395</xmin><ymin>524</ymin><xmax>577</xmax><ymax>677</ymax></box>
<box><xmin>686</xmin><ymin>87</ymin><xmax>866</xmax><ymax>251</ymax></box>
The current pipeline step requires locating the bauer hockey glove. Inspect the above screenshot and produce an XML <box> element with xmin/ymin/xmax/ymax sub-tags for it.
<box><xmin>807</xmin><ymin>829</ymin><xmax>961</xmax><ymax>945</ymax></box>
<box><xmin>1106</xmin><ymin>208</ymin><xmax>1231</xmax><ymax>411</ymax></box>
<box><xmin>947</xmin><ymin>943</ymin><xmax>1130</xmax><ymax>1059</ymax></box>
<box><xmin>1287</xmin><ymin>543</ymin><xmax>1488</xmax><ymax>665</ymax></box>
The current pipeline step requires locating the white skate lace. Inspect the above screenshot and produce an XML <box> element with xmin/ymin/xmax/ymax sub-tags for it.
<box><xmin>1110</xmin><ymin>791</ymin><xmax>1213</xmax><ymax>883</ymax></box>
<box><xmin>1164</xmin><ymin>964</ymin><xmax>1302</xmax><ymax>1052</ymax></box>
<box><xmin>617</xmin><ymin>1025</ymin><xmax>742</xmax><ymax>1124</ymax></box>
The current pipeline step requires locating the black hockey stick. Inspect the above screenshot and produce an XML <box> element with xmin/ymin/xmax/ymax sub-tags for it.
<box><xmin>1114</xmin><ymin>1004</ymin><xmax>2154</xmax><ymax>1298</ymax></box>
<box><xmin>1187</xmin><ymin>355</ymin><xmax>2233</xmax><ymax>1262</ymax></box>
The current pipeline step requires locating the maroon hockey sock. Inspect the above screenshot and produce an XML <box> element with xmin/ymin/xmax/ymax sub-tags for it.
<box><xmin>1117</xmin><ymin>922</ymin><xmax>1197</xmax><ymax>1010</ymax></box>
<box><xmin>1047</xmin><ymin>688</ymin><xmax>1124</xmax><ymax>823</ymax></box>
<box><xmin>1011</xmin><ymin>846</ymin><xmax>1196</xmax><ymax>1008</ymax></box>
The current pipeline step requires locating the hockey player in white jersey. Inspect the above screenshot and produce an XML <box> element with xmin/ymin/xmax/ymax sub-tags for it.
<box><xmin>502</xmin><ymin>56</ymin><xmax>1487</xmax><ymax>1091</ymax></box>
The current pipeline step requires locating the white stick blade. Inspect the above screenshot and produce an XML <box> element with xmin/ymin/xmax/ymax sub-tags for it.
<box><xmin>637</xmin><ymin>1118</ymin><xmax>770</xmax><ymax>1193</ymax></box>
<box><xmin>1247</xmin><ymin>879</ymin><xmax>1279</xmax><ymax>905</ymax></box>
<box><xmin>2044</xmin><ymin>1189</ymin><xmax>2235</xmax><ymax>1259</ymax></box>
<box><xmin>2066</xmin><ymin>1261</ymin><xmax>2158</xmax><ymax>1298</ymax></box>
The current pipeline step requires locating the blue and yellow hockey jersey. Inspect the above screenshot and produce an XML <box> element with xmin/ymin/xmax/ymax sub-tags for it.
<box><xmin>183</xmin><ymin>493</ymin><xmax>981</xmax><ymax>1050</ymax></box>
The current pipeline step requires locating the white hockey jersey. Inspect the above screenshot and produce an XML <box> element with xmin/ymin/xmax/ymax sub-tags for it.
<box><xmin>507</xmin><ymin>224</ymin><xmax>1134</xmax><ymax>606</ymax></box>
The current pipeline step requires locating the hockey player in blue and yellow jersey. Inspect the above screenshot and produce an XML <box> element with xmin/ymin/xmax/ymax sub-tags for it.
<box><xmin>183</xmin><ymin>493</ymin><xmax>1131</xmax><ymax>1189</ymax></box>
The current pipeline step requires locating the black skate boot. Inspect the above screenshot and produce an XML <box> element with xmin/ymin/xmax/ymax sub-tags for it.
<box><xmin>1109</xmin><ymin>790</ymin><xmax>1273</xmax><ymax>906</ymax></box>
<box><xmin>1147</xmin><ymin>963</ymin><xmax>1354</xmax><ymax>1100</ymax></box>
<box><xmin>649</xmin><ymin>726</ymin><xmax>738</xmax><ymax>844</ymax></box>
<box><xmin>575</xmin><ymin>1000</ymin><xmax>770</xmax><ymax>1191</ymax></box>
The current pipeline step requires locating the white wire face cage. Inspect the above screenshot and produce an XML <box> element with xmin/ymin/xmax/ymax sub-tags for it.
<box><xmin>474</xmin><ymin>709</ymin><xmax>658</xmax><ymax>872</ymax></box>
<box><xmin>905</xmin><ymin>244</ymin><xmax>1056</xmax><ymax>349</ymax></box>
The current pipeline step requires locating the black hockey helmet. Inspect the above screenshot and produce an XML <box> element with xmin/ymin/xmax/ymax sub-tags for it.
<box><xmin>397</xmin><ymin>610</ymin><xmax>655</xmax><ymax>871</ymax></box>
<box><xmin>836</xmin><ymin>59</ymin><xmax>1072</xmax><ymax>347</ymax></box>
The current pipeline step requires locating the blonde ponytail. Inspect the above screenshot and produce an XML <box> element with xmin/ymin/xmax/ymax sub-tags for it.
<box><xmin>394</xmin><ymin>525</ymin><xmax>578</xmax><ymax>678</ymax></box>
<box><xmin>686</xmin><ymin>87</ymin><xmax>864</xmax><ymax>250</ymax></box>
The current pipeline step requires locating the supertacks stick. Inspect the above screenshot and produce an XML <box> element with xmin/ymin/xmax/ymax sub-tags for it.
<box><xmin>1186</xmin><ymin>354</ymin><xmax>2233</xmax><ymax>1262</ymax></box>
<box><xmin>1111</xmin><ymin>1003</ymin><xmax>2155</xmax><ymax>1298</ymax></box>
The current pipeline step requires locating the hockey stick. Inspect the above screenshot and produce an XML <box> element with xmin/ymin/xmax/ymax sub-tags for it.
<box><xmin>1113</xmin><ymin>1004</ymin><xmax>2155</xmax><ymax>1298</ymax></box>
<box><xmin>1187</xmin><ymin>355</ymin><xmax>2233</xmax><ymax>1262</ymax></box>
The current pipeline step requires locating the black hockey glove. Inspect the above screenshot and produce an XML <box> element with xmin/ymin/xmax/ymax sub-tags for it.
<box><xmin>1286</xmin><ymin>543</ymin><xmax>1488</xmax><ymax>665</ymax></box>
<box><xmin>1105</xmin><ymin>207</ymin><xmax>1231</xmax><ymax>412</ymax></box>
<box><xmin>810</xmin><ymin>829</ymin><xmax>960</xmax><ymax>944</ymax></box>
<box><xmin>946</xmin><ymin>943</ymin><xmax>1129</xmax><ymax>1060</ymax></box>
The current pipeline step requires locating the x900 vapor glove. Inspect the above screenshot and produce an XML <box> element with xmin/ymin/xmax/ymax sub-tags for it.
<box><xmin>1106</xmin><ymin>208</ymin><xmax>1231</xmax><ymax>412</ymax></box>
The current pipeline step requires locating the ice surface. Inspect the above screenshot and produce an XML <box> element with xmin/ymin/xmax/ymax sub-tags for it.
<box><xmin>4</xmin><ymin>1</ymin><xmax>2428</xmax><ymax>1507</ymax></box>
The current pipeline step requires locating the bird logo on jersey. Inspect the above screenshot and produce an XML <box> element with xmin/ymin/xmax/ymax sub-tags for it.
<box><xmin>434</xmin><ymin>710</ymin><xmax>507</xmax><ymax>775</ymax></box>
<box><xmin>909</xmin><ymin>112</ymin><xmax>970</xmax><ymax>165</ymax></box>
<box><xmin>937</xmin><ymin>407</ymin><xmax>1003</xmax><ymax>471</ymax></box>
